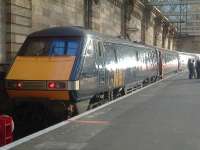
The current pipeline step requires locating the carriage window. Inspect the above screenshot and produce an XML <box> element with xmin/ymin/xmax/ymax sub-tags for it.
<box><xmin>104</xmin><ymin>43</ymin><xmax>118</xmax><ymax>71</ymax></box>
<box><xmin>80</xmin><ymin>40</ymin><xmax>96</xmax><ymax>77</ymax></box>
<box><xmin>104</xmin><ymin>44</ymin><xmax>117</xmax><ymax>63</ymax></box>
<box><xmin>97</xmin><ymin>42</ymin><xmax>103</xmax><ymax>57</ymax></box>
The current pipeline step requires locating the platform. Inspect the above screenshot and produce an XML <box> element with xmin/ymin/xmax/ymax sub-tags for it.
<box><xmin>2</xmin><ymin>72</ymin><xmax>200</xmax><ymax>150</ymax></box>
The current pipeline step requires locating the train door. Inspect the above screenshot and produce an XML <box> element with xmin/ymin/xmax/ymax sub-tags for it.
<box><xmin>104</xmin><ymin>43</ymin><xmax>117</xmax><ymax>90</ymax></box>
<box><xmin>158</xmin><ymin>50</ymin><xmax>163</xmax><ymax>78</ymax></box>
<box><xmin>94</xmin><ymin>40</ymin><xmax>106</xmax><ymax>91</ymax></box>
<box><xmin>154</xmin><ymin>49</ymin><xmax>160</xmax><ymax>77</ymax></box>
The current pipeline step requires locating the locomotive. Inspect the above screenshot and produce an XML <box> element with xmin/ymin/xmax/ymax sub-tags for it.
<box><xmin>5</xmin><ymin>27</ymin><xmax>196</xmax><ymax>124</ymax></box>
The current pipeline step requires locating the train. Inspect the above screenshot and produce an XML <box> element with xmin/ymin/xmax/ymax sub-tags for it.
<box><xmin>5</xmin><ymin>26</ymin><xmax>197</xmax><ymax>125</ymax></box>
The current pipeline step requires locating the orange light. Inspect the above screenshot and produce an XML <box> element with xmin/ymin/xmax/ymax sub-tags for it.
<box><xmin>48</xmin><ymin>82</ymin><xmax>56</xmax><ymax>89</ymax></box>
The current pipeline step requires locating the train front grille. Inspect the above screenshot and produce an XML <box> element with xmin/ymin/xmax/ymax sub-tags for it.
<box><xmin>21</xmin><ymin>81</ymin><xmax>46</xmax><ymax>90</ymax></box>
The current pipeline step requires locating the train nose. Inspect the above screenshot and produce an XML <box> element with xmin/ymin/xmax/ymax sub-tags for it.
<box><xmin>6</xmin><ymin>56</ymin><xmax>78</xmax><ymax>100</ymax></box>
<box><xmin>6</xmin><ymin>56</ymin><xmax>76</xmax><ymax>81</ymax></box>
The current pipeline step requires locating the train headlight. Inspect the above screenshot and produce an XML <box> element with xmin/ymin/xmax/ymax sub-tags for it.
<box><xmin>16</xmin><ymin>82</ymin><xmax>23</xmax><ymax>89</ymax></box>
<box><xmin>6</xmin><ymin>80</ymin><xmax>23</xmax><ymax>89</ymax></box>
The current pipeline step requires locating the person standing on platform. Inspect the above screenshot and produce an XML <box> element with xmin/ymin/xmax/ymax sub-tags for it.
<box><xmin>188</xmin><ymin>59</ymin><xmax>195</xmax><ymax>79</ymax></box>
<box><xmin>195</xmin><ymin>59</ymin><xmax>200</xmax><ymax>79</ymax></box>
<box><xmin>192</xmin><ymin>59</ymin><xmax>196</xmax><ymax>78</ymax></box>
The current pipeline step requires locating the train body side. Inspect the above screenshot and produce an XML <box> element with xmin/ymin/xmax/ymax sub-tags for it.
<box><xmin>76</xmin><ymin>37</ymin><xmax>160</xmax><ymax>102</ymax></box>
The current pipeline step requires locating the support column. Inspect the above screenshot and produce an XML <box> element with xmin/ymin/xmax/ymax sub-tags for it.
<box><xmin>168</xmin><ymin>28</ymin><xmax>176</xmax><ymax>50</ymax></box>
<box><xmin>121</xmin><ymin>0</ymin><xmax>135</xmax><ymax>39</ymax></box>
<box><xmin>153</xmin><ymin>17</ymin><xmax>162</xmax><ymax>47</ymax></box>
<box><xmin>141</xmin><ymin>7</ymin><xmax>150</xmax><ymax>44</ymax></box>
<box><xmin>162</xmin><ymin>23</ymin><xmax>169</xmax><ymax>49</ymax></box>
<box><xmin>84</xmin><ymin>0</ymin><xmax>93</xmax><ymax>29</ymax></box>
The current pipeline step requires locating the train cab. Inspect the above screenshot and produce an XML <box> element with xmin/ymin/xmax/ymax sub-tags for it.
<box><xmin>6</xmin><ymin>27</ymin><xmax>83</xmax><ymax>102</ymax></box>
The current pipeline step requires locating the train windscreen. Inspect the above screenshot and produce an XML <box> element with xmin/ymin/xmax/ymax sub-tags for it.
<box><xmin>19</xmin><ymin>38</ymin><xmax>80</xmax><ymax>56</ymax></box>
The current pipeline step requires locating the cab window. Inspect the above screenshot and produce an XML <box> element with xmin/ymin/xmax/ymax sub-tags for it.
<box><xmin>67</xmin><ymin>41</ymin><xmax>79</xmax><ymax>56</ymax></box>
<box><xmin>50</xmin><ymin>40</ymin><xmax>65</xmax><ymax>56</ymax></box>
<box><xmin>19</xmin><ymin>38</ymin><xmax>80</xmax><ymax>56</ymax></box>
<box><xmin>50</xmin><ymin>40</ymin><xmax>79</xmax><ymax>56</ymax></box>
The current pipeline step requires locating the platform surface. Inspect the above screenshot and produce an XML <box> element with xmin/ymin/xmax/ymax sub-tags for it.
<box><xmin>3</xmin><ymin>72</ymin><xmax>200</xmax><ymax>150</ymax></box>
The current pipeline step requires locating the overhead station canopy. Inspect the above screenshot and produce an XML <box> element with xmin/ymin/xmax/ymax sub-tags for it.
<box><xmin>143</xmin><ymin>0</ymin><xmax>200</xmax><ymax>36</ymax></box>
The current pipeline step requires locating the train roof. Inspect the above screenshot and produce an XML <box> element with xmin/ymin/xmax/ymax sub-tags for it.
<box><xmin>28</xmin><ymin>26</ymin><xmax>86</xmax><ymax>37</ymax></box>
<box><xmin>28</xmin><ymin>26</ymin><xmax>122</xmax><ymax>42</ymax></box>
<box><xmin>27</xmin><ymin>26</ymin><xmax>179</xmax><ymax>52</ymax></box>
<box><xmin>28</xmin><ymin>26</ymin><xmax>149</xmax><ymax>48</ymax></box>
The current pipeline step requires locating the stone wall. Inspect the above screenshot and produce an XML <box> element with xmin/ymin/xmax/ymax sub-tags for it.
<box><xmin>0</xmin><ymin>0</ymin><xmax>6</xmax><ymax>64</ymax></box>
<box><xmin>31</xmin><ymin>0</ymin><xmax>84</xmax><ymax>32</ymax></box>
<box><xmin>177</xmin><ymin>36</ymin><xmax>200</xmax><ymax>53</ymax></box>
<box><xmin>92</xmin><ymin>0</ymin><xmax>122</xmax><ymax>37</ymax></box>
<box><xmin>7</xmin><ymin>0</ymin><xmax>32</xmax><ymax>61</ymax></box>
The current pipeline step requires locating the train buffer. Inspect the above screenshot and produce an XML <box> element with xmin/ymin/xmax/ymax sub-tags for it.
<box><xmin>2</xmin><ymin>72</ymin><xmax>200</xmax><ymax>150</ymax></box>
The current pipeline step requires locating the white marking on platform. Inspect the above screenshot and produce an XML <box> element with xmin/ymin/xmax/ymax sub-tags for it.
<box><xmin>35</xmin><ymin>142</ymin><xmax>87</xmax><ymax>150</ymax></box>
<box><xmin>71</xmin><ymin>120</ymin><xmax>110</xmax><ymax>125</ymax></box>
<box><xmin>0</xmin><ymin>73</ymin><xmax>180</xmax><ymax>150</ymax></box>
